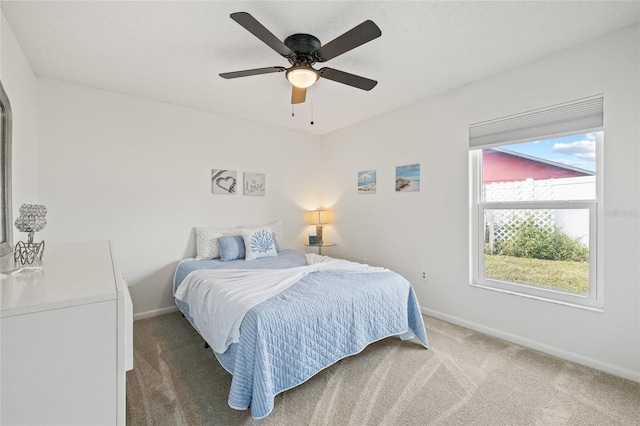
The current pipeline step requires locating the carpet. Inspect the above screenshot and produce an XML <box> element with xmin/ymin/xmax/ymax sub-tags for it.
<box><xmin>126</xmin><ymin>313</ymin><xmax>640</xmax><ymax>425</ymax></box>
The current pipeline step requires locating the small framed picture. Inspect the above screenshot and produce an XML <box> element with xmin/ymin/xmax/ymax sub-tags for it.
<box><xmin>358</xmin><ymin>170</ymin><xmax>376</xmax><ymax>194</ymax></box>
<box><xmin>244</xmin><ymin>172</ymin><xmax>266</xmax><ymax>196</ymax></box>
<box><xmin>396</xmin><ymin>164</ymin><xmax>420</xmax><ymax>192</ymax></box>
<box><xmin>211</xmin><ymin>169</ymin><xmax>237</xmax><ymax>195</ymax></box>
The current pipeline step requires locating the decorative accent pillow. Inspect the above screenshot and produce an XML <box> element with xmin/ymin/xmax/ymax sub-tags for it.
<box><xmin>243</xmin><ymin>229</ymin><xmax>277</xmax><ymax>261</ymax></box>
<box><xmin>195</xmin><ymin>226</ymin><xmax>241</xmax><ymax>259</ymax></box>
<box><xmin>241</xmin><ymin>220</ymin><xmax>283</xmax><ymax>252</ymax></box>
<box><xmin>217</xmin><ymin>235</ymin><xmax>246</xmax><ymax>262</ymax></box>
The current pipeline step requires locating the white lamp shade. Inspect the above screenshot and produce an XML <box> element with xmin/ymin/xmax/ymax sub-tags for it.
<box><xmin>308</xmin><ymin>208</ymin><xmax>330</xmax><ymax>225</ymax></box>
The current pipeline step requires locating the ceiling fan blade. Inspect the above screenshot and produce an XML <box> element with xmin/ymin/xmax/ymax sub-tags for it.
<box><xmin>291</xmin><ymin>86</ymin><xmax>307</xmax><ymax>104</ymax></box>
<box><xmin>313</xmin><ymin>20</ymin><xmax>381</xmax><ymax>62</ymax></box>
<box><xmin>219</xmin><ymin>66</ymin><xmax>286</xmax><ymax>79</ymax></box>
<box><xmin>319</xmin><ymin>67</ymin><xmax>377</xmax><ymax>91</ymax></box>
<box><xmin>230</xmin><ymin>12</ymin><xmax>294</xmax><ymax>58</ymax></box>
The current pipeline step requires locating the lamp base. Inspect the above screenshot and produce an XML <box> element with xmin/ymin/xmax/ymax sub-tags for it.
<box><xmin>316</xmin><ymin>225</ymin><xmax>323</xmax><ymax>244</ymax></box>
<box><xmin>14</xmin><ymin>240</ymin><xmax>45</xmax><ymax>266</ymax></box>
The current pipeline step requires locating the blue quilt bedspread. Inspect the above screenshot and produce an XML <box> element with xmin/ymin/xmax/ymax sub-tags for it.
<box><xmin>174</xmin><ymin>250</ymin><xmax>428</xmax><ymax>419</ymax></box>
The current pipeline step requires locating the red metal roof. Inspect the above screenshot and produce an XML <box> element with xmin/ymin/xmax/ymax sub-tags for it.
<box><xmin>483</xmin><ymin>148</ymin><xmax>593</xmax><ymax>184</ymax></box>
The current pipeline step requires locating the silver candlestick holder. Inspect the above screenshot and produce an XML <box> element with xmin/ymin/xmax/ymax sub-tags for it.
<box><xmin>14</xmin><ymin>204</ymin><xmax>47</xmax><ymax>266</ymax></box>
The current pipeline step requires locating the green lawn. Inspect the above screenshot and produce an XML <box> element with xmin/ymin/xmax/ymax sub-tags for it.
<box><xmin>484</xmin><ymin>255</ymin><xmax>589</xmax><ymax>295</ymax></box>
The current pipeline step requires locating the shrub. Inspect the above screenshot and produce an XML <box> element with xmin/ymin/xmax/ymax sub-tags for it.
<box><xmin>492</xmin><ymin>217</ymin><xmax>588</xmax><ymax>262</ymax></box>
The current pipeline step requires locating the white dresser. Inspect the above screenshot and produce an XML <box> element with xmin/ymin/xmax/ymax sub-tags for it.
<box><xmin>1</xmin><ymin>240</ymin><xmax>132</xmax><ymax>425</ymax></box>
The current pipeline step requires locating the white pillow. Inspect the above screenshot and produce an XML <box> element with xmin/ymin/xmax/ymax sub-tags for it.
<box><xmin>195</xmin><ymin>226</ymin><xmax>241</xmax><ymax>259</ymax></box>
<box><xmin>242</xmin><ymin>220</ymin><xmax>283</xmax><ymax>251</ymax></box>
<box><xmin>243</xmin><ymin>228</ymin><xmax>277</xmax><ymax>261</ymax></box>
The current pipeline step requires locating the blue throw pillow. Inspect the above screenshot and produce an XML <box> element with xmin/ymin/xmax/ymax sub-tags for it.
<box><xmin>217</xmin><ymin>235</ymin><xmax>246</xmax><ymax>262</ymax></box>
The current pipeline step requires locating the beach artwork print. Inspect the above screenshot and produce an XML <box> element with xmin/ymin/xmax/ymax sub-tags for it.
<box><xmin>244</xmin><ymin>172</ymin><xmax>265</xmax><ymax>196</ymax></box>
<box><xmin>395</xmin><ymin>164</ymin><xmax>420</xmax><ymax>192</ymax></box>
<box><xmin>358</xmin><ymin>170</ymin><xmax>376</xmax><ymax>194</ymax></box>
<box><xmin>211</xmin><ymin>169</ymin><xmax>237</xmax><ymax>195</ymax></box>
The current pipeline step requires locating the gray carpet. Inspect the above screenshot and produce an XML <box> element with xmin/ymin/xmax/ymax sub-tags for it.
<box><xmin>126</xmin><ymin>313</ymin><xmax>640</xmax><ymax>425</ymax></box>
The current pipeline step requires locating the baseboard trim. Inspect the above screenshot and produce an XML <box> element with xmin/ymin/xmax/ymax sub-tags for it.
<box><xmin>134</xmin><ymin>305</ymin><xmax>179</xmax><ymax>321</ymax></box>
<box><xmin>422</xmin><ymin>307</ymin><xmax>640</xmax><ymax>384</ymax></box>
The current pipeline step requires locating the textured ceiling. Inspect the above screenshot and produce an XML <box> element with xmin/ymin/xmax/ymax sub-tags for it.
<box><xmin>2</xmin><ymin>1</ymin><xmax>639</xmax><ymax>135</ymax></box>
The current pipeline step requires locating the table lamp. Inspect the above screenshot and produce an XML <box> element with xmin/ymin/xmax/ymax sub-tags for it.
<box><xmin>14</xmin><ymin>204</ymin><xmax>47</xmax><ymax>265</ymax></box>
<box><xmin>309</xmin><ymin>207</ymin><xmax>330</xmax><ymax>244</ymax></box>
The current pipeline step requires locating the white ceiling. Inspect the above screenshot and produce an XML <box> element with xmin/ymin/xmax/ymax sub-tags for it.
<box><xmin>2</xmin><ymin>1</ymin><xmax>639</xmax><ymax>135</ymax></box>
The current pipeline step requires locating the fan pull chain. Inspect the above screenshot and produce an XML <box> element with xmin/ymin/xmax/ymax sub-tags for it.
<box><xmin>292</xmin><ymin>105</ymin><xmax>295</xmax><ymax>117</ymax></box>
<box><xmin>310</xmin><ymin>97</ymin><xmax>314</xmax><ymax>125</ymax></box>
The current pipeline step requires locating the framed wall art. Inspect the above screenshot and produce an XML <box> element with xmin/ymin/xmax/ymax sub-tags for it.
<box><xmin>244</xmin><ymin>172</ymin><xmax>265</xmax><ymax>196</ymax></box>
<box><xmin>358</xmin><ymin>170</ymin><xmax>376</xmax><ymax>194</ymax></box>
<box><xmin>211</xmin><ymin>169</ymin><xmax>237</xmax><ymax>195</ymax></box>
<box><xmin>395</xmin><ymin>164</ymin><xmax>420</xmax><ymax>192</ymax></box>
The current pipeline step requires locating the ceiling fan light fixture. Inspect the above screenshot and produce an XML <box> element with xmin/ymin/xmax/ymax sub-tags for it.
<box><xmin>286</xmin><ymin>66</ymin><xmax>319</xmax><ymax>88</ymax></box>
<box><xmin>221</xmin><ymin>13</ymin><xmax>382</xmax><ymax>104</ymax></box>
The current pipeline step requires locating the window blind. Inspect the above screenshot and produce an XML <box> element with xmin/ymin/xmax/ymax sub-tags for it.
<box><xmin>469</xmin><ymin>95</ymin><xmax>603</xmax><ymax>149</ymax></box>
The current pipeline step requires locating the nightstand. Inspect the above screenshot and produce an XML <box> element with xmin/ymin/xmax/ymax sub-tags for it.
<box><xmin>304</xmin><ymin>242</ymin><xmax>336</xmax><ymax>255</ymax></box>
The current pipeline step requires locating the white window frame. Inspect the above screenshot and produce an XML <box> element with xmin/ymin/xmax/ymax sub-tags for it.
<box><xmin>469</xmin><ymin>96</ymin><xmax>604</xmax><ymax>311</ymax></box>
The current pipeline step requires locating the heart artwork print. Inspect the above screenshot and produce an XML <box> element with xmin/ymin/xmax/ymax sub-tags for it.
<box><xmin>211</xmin><ymin>169</ymin><xmax>237</xmax><ymax>195</ymax></box>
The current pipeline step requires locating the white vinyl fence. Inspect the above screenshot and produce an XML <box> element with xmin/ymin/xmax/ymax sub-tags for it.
<box><xmin>484</xmin><ymin>176</ymin><xmax>594</xmax><ymax>252</ymax></box>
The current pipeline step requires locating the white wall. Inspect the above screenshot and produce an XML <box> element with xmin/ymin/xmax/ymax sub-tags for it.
<box><xmin>3</xmin><ymin>10</ymin><xmax>639</xmax><ymax>381</ymax></box>
<box><xmin>323</xmin><ymin>26</ymin><xmax>640</xmax><ymax>381</ymax></box>
<box><xmin>36</xmin><ymin>79</ymin><xmax>323</xmax><ymax>316</ymax></box>
<box><xmin>0</xmin><ymin>13</ymin><xmax>39</xmax><ymax>239</ymax></box>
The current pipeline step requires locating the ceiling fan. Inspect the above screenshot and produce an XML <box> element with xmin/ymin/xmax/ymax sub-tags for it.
<box><xmin>219</xmin><ymin>12</ymin><xmax>382</xmax><ymax>104</ymax></box>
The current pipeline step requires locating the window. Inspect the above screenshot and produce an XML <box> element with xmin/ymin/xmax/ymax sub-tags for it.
<box><xmin>470</xmin><ymin>96</ymin><xmax>603</xmax><ymax>309</ymax></box>
<box><xmin>0</xmin><ymin>80</ymin><xmax>12</xmax><ymax>258</ymax></box>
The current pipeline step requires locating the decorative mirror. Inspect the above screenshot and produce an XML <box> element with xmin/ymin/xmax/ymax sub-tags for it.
<box><xmin>0</xmin><ymin>80</ymin><xmax>13</xmax><ymax>258</ymax></box>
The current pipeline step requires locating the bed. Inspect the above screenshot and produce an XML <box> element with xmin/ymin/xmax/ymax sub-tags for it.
<box><xmin>173</xmin><ymin>248</ymin><xmax>428</xmax><ymax>419</ymax></box>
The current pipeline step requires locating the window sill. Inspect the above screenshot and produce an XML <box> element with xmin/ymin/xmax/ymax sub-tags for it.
<box><xmin>470</xmin><ymin>281</ymin><xmax>604</xmax><ymax>313</ymax></box>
